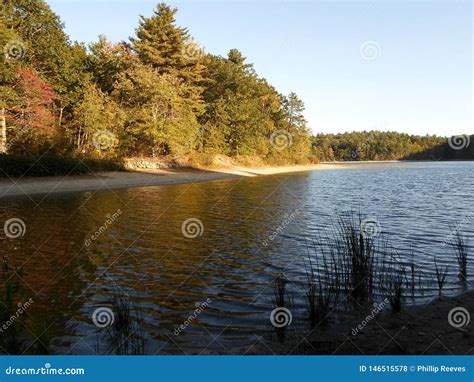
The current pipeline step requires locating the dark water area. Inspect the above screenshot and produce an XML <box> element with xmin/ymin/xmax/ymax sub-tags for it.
<box><xmin>0</xmin><ymin>161</ymin><xmax>472</xmax><ymax>354</ymax></box>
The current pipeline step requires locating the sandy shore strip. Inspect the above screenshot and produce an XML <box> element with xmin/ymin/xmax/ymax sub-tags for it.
<box><xmin>0</xmin><ymin>163</ymin><xmax>350</xmax><ymax>198</ymax></box>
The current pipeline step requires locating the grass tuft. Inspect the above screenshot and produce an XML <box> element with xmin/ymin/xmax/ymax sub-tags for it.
<box><xmin>96</xmin><ymin>290</ymin><xmax>147</xmax><ymax>355</ymax></box>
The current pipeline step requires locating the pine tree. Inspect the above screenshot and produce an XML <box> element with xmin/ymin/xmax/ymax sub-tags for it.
<box><xmin>131</xmin><ymin>3</ymin><xmax>204</xmax><ymax>113</ymax></box>
<box><xmin>132</xmin><ymin>4</ymin><xmax>184</xmax><ymax>71</ymax></box>
<box><xmin>282</xmin><ymin>92</ymin><xmax>307</xmax><ymax>132</ymax></box>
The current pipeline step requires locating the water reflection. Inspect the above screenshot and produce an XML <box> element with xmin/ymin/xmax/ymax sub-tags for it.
<box><xmin>0</xmin><ymin>162</ymin><xmax>472</xmax><ymax>354</ymax></box>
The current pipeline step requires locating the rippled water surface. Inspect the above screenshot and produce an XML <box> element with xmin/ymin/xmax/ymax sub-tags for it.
<box><xmin>1</xmin><ymin>162</ymin><xmax>473</xmax><ymax>354</ymax></box>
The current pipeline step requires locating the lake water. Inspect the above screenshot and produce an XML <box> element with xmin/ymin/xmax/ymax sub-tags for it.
<box><xmin>0</xmin><ymin>161</ymin><xmax>473</xmax><ymax>354</ymax></box>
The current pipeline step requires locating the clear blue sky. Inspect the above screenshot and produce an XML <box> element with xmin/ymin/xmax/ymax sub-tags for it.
<box><xmin>48</xmin><ymin>0</ymin><xmax>472</xmax><ymax>137</ymax></box>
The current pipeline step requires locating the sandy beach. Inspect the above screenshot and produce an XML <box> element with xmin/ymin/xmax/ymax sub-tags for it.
<box><xmin>0</xmin><ymin>163</ymin><xmax>350</xmax><ymax>198</ymax></box>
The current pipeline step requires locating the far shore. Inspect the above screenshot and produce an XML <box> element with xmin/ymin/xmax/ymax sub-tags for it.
<box><xmin>0</xmin><ymin>161</ymin><xmax>420</xmax><ymax>198</ymax></box>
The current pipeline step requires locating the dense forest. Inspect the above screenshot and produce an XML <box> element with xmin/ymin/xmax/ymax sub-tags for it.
<box><xmin>312</xmin><ymin>132</ymin><xmax>473</xmax><ymax>162</ymax></box>
<box><xmin>0</xmin><ymin>1</ymin><xmax>310</xmax><ymax>166</ymax></box>
<box><xmin>0</xmin><ymin>0</ymin><xmax>471</xmax><ymax>176</ymax></box>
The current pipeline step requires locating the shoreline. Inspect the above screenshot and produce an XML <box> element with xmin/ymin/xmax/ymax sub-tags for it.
<box><xmin>254</xmin><ymin>290</ymin><xmax>473</xmax><ymax>355</ymax></box>
<box><xmin>0</xmin><ymin>160</ymin><xmax>453</xmax><ymax>198</ymax></box>
<box><xmin>309</xmin><ymin>289</ymin><xmax>474</xmax><ymax>355</ymax></box>
<box><xmin>0</xmin><ymin>163</ymin><xmax>346</xmax><ymax>198</ymax></box>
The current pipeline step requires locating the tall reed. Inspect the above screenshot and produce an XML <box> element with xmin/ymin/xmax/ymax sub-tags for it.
<box><xmin>337</xmin><ymin>216</ymin><xmax>376</xmax><ymax>306</ymax></box>
<box><xmin>379</xmin><ymin>254</ymin><xmax>406</xmax><ymax>312</ymax></box>
<box><xmin>451</xmin><ymin>232</ymin><xmax>468</xmax><ymax>282</ymax></box>
<box><xmin>303</xmin><ymin>245</ymin><xmax>335</xmax><ymax>327</ymax></box>
<box><xmin>272</xmin><ymin>272</ymin><xmax>292</xmax><ymax>342</ymax></box>
<box><xmin>434</xmin><ymin>257</ymin><xmax>449</xmax><ymax>297</ymax></box>
<box><xmin>98</xmin><ymin>290</ymin><xmax>147</xmax><ymax>355</ymax></box>
<box><xmin>407</xmin><ymin>250</ymin><xmax>417</xmax><ymax>299</ymax></box>
<box><xmin>273</xmin><ymin>273</ymin><xmax>289</xmax><ymax>309</ymax></box>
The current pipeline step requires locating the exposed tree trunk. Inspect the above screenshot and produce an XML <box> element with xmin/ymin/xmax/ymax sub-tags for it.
<box><xmin>0</xmin><ymin>108</ymin><xmax>7</xmax><ymax>154</ymax></box>
<box><xmin>58</xmin><ymin>106</ymin><xmax>64</xmax><ymax>129</ymax></box>
<box><xmin>77</xmin><ymin>124</ymin><xmax>83</xmax><ymax>150</ymax></box>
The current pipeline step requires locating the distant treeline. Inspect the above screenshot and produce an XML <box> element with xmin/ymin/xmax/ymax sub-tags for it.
<box><xmin>312</xmin><ymin>131</ymin><xmax>474</xmax><ymax>162</ymax></box>
<box><xmin>0</xmin><ymin>1</ymin><xmax>311</xmax><ymax>164</ymax></box>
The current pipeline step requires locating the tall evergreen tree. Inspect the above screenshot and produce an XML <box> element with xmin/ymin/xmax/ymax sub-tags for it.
<box><xmin>281</xmin><ymin>92</ymin><xmax>307</xmax><ymax>132</ymax></box>
<box><xmin>131</xmin><ymin>3</ymin><xmax>204</xmax><ymax>113</ymax></box>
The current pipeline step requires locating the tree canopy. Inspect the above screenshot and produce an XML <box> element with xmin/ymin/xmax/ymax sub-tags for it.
<box><xmin>1</xmin><ymin>1</ymin><xmax>470</xmax><ymax>164</ymax></box>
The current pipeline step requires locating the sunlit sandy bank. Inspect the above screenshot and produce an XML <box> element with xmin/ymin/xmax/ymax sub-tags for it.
<box><xmin>0</xmin><ymin>163</ymin><xmax>352</xmax><ymax>198</ymax></box>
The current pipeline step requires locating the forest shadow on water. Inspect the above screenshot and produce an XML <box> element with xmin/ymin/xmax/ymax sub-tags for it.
<box><xmin>0</xmin><ymin>162</ymin><xmax>472</xmax><ymax>355</ymax></box>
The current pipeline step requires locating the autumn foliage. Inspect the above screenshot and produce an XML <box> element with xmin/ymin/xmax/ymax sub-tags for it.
<box><xmin>8</xmin><ymin>68</ymin><xmax>58</xmax><ymax>131</ymax></box>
